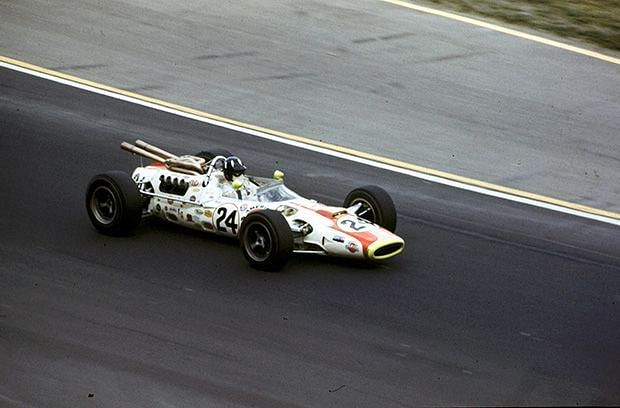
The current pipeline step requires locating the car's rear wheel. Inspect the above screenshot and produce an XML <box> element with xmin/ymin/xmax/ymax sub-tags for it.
<box><xmin>86</xmin><ymin>171</ymin><xmax>143</xmax><ymax>235</ymax></box>
<box><xmin>343</xmin><ymin>186</ymin><xmax>397</xmax><ymax>232</ymax></box>
<box><xmin>240</xmin><ymin>210</ymin><xmax>293</xmax><ymax>271</ymax></box>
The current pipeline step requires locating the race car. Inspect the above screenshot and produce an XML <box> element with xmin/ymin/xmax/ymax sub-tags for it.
<box><xmin>86</xmin><ymin>140</ymin><xmax>405</xmax><ymax>270</ymax></box>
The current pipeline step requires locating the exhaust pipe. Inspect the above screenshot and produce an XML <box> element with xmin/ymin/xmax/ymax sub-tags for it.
<box><xmin>134</xmin><ymin>139</ymin><xmax>177</xmax><ymax>160</ymax></box>
<box><xmin>121</xmin><ymin>140</ymin><xmax>204</xmax><ymax>175</ymax></box>
<box><xmin>120</xmin><ymin>142</ymin><xmax>167</xmax><ymax>163</ymax></box>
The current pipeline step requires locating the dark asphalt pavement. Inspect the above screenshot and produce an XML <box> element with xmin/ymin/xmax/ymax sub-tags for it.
<box><xmin>1</xmin><ymin>68</ymin><xmax>619</xmax><ymax>406</ymax></box>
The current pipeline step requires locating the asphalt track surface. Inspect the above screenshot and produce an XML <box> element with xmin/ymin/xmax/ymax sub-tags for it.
<box><xmin>1</xmin><ymin>68</ymin><xmax>620</xmax><ymax>406</ymax></box>
<box><xmin>2</xmin><ymin>0</ymin><xmax>619</xmax><ymax>213</ymax></box>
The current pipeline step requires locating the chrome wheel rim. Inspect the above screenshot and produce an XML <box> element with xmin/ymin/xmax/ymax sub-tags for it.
<box><xmin>90</xmin><ymin>185</ymin><xmax>117</xmax><ymax>225</ymax></box>
<box><xmin>244</xmin><ymin>222</ymin><xmax>273</xmax><ymax>262</ymax></box>
<box><xmin>352</xmin><ymin>198</ymin><xmax>376</xmax><ymax>223</ymax></box>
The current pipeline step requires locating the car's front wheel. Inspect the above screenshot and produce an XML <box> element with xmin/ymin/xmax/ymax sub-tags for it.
<box><xmin>239</xmin><ymin>210</ymin><xmax>293</xmax><ymax>271</ymax></box>
<box><xmin>343</xmin><ymin>185</ymin><xmax>397</xmax><ymax>232</ymax></box>
<box><xmin>86</xmin><ymin>171</ymin><xmax>143</xmax><ymax>235</ymax></box>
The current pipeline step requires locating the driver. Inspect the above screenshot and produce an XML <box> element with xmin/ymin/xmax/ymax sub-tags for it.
<box><xmin>223</xmin><ymin>156</ymin><xmax>246</xmax><ymax>181</ymax></box>
<box><xmin>216</xmin><ymin>156</ymin><xmax>253</xmax><ymax>199</ymax></box>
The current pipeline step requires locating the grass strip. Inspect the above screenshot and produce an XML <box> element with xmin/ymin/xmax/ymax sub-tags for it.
<box><xmin>418</xmin><ymin>0</ymin><xmax>620</xmax><ymax>51</ymax></box>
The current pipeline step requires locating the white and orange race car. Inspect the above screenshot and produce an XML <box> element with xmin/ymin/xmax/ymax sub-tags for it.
<box><xmin>86</xmin><ymin>140</ymin><xmax>405</xmax><ymax>270</ymax></box>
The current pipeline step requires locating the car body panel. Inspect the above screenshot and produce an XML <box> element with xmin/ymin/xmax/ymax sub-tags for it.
<box><xmin>131</xmin><ymin>161</ymin><xmax>404</xmax><ymax>260</ymax></box>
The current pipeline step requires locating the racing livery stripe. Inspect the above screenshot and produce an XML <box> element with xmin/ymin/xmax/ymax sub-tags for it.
<box><xmin>308</xmin><ymin>206</ymin><xmax>402</xmax><ymax>254</ymax></box>
<box><xmin>326</xmin><ymin>225</ymin><xmax>376</xmax><ymax>255</ymax></box>
<box><xmin>1</xmin><ymin>55</ymin><xmax>619</xmax><ymax>227</ymax></box>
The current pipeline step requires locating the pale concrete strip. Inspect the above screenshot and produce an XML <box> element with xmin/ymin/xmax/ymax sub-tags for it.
<box><xmin>383</xmin><ymin>0</ymin><xmax>620</xmax><ymax>65</ymax></box>
<box><xmin>2</xmin><ymin>56</ymin><xmax>619</xmax><ymax>226</ymax></box>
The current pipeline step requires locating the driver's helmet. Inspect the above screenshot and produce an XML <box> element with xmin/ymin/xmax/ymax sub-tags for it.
<box><xmin>223</xmin><ymin>156</ymin><xmax>246</xmax><ymax>181</ymax></box>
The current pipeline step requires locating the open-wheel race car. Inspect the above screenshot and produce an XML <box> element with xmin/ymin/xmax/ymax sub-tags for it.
<box><xmin>86</xmin><ymin>140</ymin><xmax>405</xmax><ymax>270</ymax></box>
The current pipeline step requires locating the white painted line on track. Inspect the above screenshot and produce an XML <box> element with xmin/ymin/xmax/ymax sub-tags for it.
<box><xmin>2</xmin><ymin>59</ymin><xmax>619</xmax><ymax>227</ymax></box>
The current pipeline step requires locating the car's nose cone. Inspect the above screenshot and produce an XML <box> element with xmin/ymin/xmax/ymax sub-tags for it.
<box><xmin>367</xmin><ymin>237</ymin><xmax>405</xmax><ymax>260</ymax></box>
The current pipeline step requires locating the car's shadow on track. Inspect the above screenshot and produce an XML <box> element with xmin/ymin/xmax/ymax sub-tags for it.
<box><xmin>138</xmin><ymin>216</ymin><xmax>239</xmax><ymax>246</ymax></box>
<box><xmin>138</xmin><ymin>217</ymin><xmax>401</xmax><ymax>276</ymax></box>
<box><xmin>289</xmin><ymin>253</ymin><xmax>396</xmax><ymax>274</ymax></box>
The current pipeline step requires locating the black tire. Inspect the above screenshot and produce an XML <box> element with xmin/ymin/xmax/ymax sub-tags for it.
<box><xmin>86</xmin><ymin>171</ymin><xmax>143</xmax><ymax>236</ymax></box>
<box><xmin>343</xmin><ymin>185</ymin><xmax>397</xmax><ymax>232</ymax></box>
<box><xmin>195</xmin><ymin>149</ymin><xmax>232</xmax><ymax>161</ymax></box>
<box><xmin>239</xmin><ymin>210</ymin><xmax>293</xmax><ymax>271</ymax></box>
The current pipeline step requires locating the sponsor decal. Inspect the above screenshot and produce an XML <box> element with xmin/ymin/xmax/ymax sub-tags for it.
<box><xmin>204</xmin><ymin>209</ymin><xmax>213</xmax><ymax>217</ymax></box>
<box><xmin>203</xmin><ymin>222</ymin><xmax>214</xmax><ymax>230</ymax></box>
<box><xmin>346</xmin><ymin>241</ymin><xmax>359</xmax><ymax>254</ymax></box>
<box><xmin>167</xmin><ymin>199</ymin><xmax>174</xmax><ymax>205</ymax></box>
<box><xmin>156</xmin><ymin>204</ymin><xmax>162</xmax><ymax>212</ymax></box>
<box><xmin>333</xmin><ymin>236</ymin><xmax>345</xmax><ymax>243</ymax></box>
<box><xmin>190</xmin><ymin>195</ymin><xmax>197</xmax><ymax>202</ymax></box>
<box><xmin>186</xmin><ymin>214</ymin><xmax>193</xmax><ymax>222</ymax></box>
<box><xmin>240</xmin><ymin>204</ymin><xmax>248</xmax><ymax>212</ymax></box>
<box><xmin>195</xmin><ymin>209</ymin><xmax>203</xmax><ymax>215</ymax></box>
<box><xmin>189</xmin><ymin>179</ymin><xmax>200</xmax><ymax>187</ymax></box>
